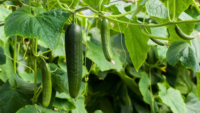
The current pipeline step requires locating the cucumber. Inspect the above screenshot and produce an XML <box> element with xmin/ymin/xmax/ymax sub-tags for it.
<box><xmin>150</xmin><ymin>38</ymin><xmax>165</xmax><ymax>46</ymax></box>
<box><xmin>42</xmin><ymin>62</ymin><xmax>52</xmax><ymax>108</ymax></box>
<box><xmin>175</xmin><ymin>25</ymin><xmax>195</xmax><ymax>40</ymax></box>
<box><xmin>101</xmin><ymin>18</ymin><xmax>115</xmax><ymax>65</ymax></box>
<box><xmin>65</xmin><ymin>23</ymin><xmax>83</xmax><ymax>98</ymax></box>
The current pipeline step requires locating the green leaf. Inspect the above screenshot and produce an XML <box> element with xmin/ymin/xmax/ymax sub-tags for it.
<box><xmin>49</xmin><ymin>63</ymin><xmax>86</xmax><ymax>97</ymax></box>
<box><xmin>146</xmin><ymin>0</ymin><xmax>168</xmax><ymax>19</ymax></box>
<box><xmin>49</xmin><ymin>63</ymin><xmax>69</xmax><ymax>93</ymax></box>
<box><xmin>118</xmin><ymin>70</ymin><xmax>140</xmax><ymax>96</ymax></box>
<box><xmin>191</xmin><ymin>30</ymin><xmax>200</xmax><ymax>63</ymax></box>
<box><xmin>18</xmin><ymin>71</ymin><xmax>42</xmax><ymax>83</ymax></box>
<box><xmin>104</xmin><ymin>2</ymin><xmax>133</xmax><ymax>19</ymax></box>
<box><xmin>99</xmin><ymin>98</ymin><xmax>115</xmax><ymax>113</ymax></box>
<box><xmin>16</xmin><ymin>104</ymin><xmax>65</xmax><ymax>113</ymax></box>
<box><xmin>0</xmin><ymin>6</ymin><xmax>11</xmax><ymax>21</ymax></box>
<box><xmin>82</xmin><ymin>0</ymin><xmax>110</xmax><ymax>10</ymax></box>
<box><xmin>0</xmin><ymin>41</ymin><xmax>14</xmax><ymax>86</ymax></box>
<box><xmin>175</xmin><ymin>65</ymin><xmax>194</xmax><ymax>94</ymax></box>
<box><xmin>186</xmin><ymin>93</ymin><xmax>200</xmax><ymax>113</ymax></box>
<box><xmin>86</xmin><ymin>41</ymin><xmax>122</xmax><ymax>71</ymax></box>
<box><xmin>157</xmin><ymin>45</ymin><xmax>168</xmax><ymax>60</ymax></box>
<box><xmin>163</xmin><ymin>0</ymin><xmax>193</xmax><ymax>18</ymax></box>
<box><xmin>4</xmin><ymin>7</ymin><xmax>70</xmax><ymax>50</ymax></box>
<box><xmin>53</xmin><ymin>97</ymin><xmax>76</xmax><ymax>111</ymax></box>
<box><xmin>139</xmin><ymin>72</ymin><xmax>159</xmax><ymax>112</ymax></box>
<box><xmin>0</xmin><ymin>75</ymin><xmax>35</xmax><ymax>113</ymax></box>
<box><xmin>196</xmin><ymin>72</ymin><xmax>200</xmax><ymax>100</ymax></box>
<box><xmin>53</xmin><ymin>33</ymin><xmax>65</xmax><ymax>57</ymax></box>
<box><xmin>124</xmin><ymin>26</ymin><xmax>150</xmax><ymax>71</ymax></box>
<box><xmin>166</xmin><ymin>41</ymin><xmax>200</xmax><ymax>72</ymax></box>
<box><xmin>94</xmin><ymin>110</ymin><xmax>103</xmax><ymax>113</ymax></box>
<box><xmin>0</xmin><ymin>46</ymin><xmax>6</xmax><ymax>65</ymax></box>
<box><xmin>158</xmin><ymin>83</ymin><xmax>186</xmax><ymax>113</ymax></box>
<box><xmin>0</xmin><ymin>27</ymin><xmax>9</xmax><ymax>47</ymax></box>
<box><xmin>72</xmin><ymin>96</ymin><xmax>87</xmax><ymax>113</ymax></box>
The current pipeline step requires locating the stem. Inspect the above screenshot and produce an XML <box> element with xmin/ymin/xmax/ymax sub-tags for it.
<box><xmin>192</xmin><ymin>0</ymin><xmax>200</xmax><ymax>14</ymax></box>
<box><xmin>196</xmin><ymin>72</ymin><xmax>200</xmax><ymax>100</ymax></box>
<box><xmin>167</xmin><ymin>0</ymin><xmax>171</xmax><ymax>22</ymax></box>
<box><xmin>56</xmin><ymin>0</ymin><xmax>73</xmax><ymax>12</ymax></box>
<box><xmin>33</xmin><ymin>39</ymin><xmax>38</xmax><ymax>104</ymax></box>
<box><xmin>36</xmin><ymin>0</ymin><xmax>40</xmax><ymax>7</ymax></box>
<box><xmin>73</xmin><ymin>13</ymin><xmax>75</xmax><ymax>24</ymax></box>
<box><xmin>102</xmin><ymin>15</ymin><xmax>200</xmax><ymax>27</ymax></box>
<box><xmin>14</xmin><ymin>36</ymin><xmax>17</xmax><ymax>74</ymax></box>
<box><xmin>29</xmin><ymin>0</ymin><xmax>31</xmax><ymax>8</ymax></box>
<box><xmin>173</xmin><ymin>0</ymin><xmax>176</xmax><ymax>20</ymax></box>
<box><xmin>149</xmin><ymin>68</ymin><xmax>154</xmax><ymax>113</ymax></box>
<box><xmin>99</xmin><ymin>0</ymin><xmax>103</xmax><ymax>12</ymax></box>
<box><xmin>43</xmin><ymin>0</ymin><xmax>47</xmax><ymax>9</ymax></box>
<box><xmin>107</xmin><ymin>9</ymin><xmax>136</xmax><ymax>18</ymax></box>
<box><xmin>141</xmin><ymin>29</ymin><xmax>173</xmax><ymax>41</ymax></box>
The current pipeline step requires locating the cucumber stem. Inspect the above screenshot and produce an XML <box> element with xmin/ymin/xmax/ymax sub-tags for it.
<box><xmin>14</xmin><ymin>36</ymin><xmax>17</xmax><ymax>74</ymax></box>
<box><xmin>111</xmin><ymin>60</ymin><xmax>115</xmax><ymax>65</ymax></box>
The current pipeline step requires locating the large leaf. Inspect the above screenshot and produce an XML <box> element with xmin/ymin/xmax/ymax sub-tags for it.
<box><xmin>0</xmin><ymin>75</ymin><xmax>35</xmax><ymax>113</ymax></box>
<box><xmin>53</xmin><ymin>98</ymin><xmax>76</xmax><ymax>111</ymax></box>
<box><xmin>162</xmin><ymin>0</ymin><xmax>193</xmax><ymax>18</ymax></box>
<box><xmin>0</xmin><ymin>41</ymin><xmax>14</xmax><ymax>86</ymax></box>
<box><xmin>0</xmin><ymin>6</ymin><xmax>11</xmax><ymax>21</ymax></box>
<box><xmin>72</xmin><ymin>96</ymin><xmax>87</xmax><ymax>113</ymax></box>
<box><xmin>166</xmin><ymin>41</ymin><xmax>200</xmax><ymax>72</ymax></box>
<box><xmin>146</xmin><ymin>0</ymin><xmax>168</xmax><ymax>19</ymax></box>
<box><xmin>175</xmin><ymin>65</ymin><xmax>194</xmax><ymax>94</ymax></box>
<box><xmin>0</xmin><ymin>26</ymin><xmax>9</xmax><ymax>47</ymax></box>
<box><xmin>186</xmin><ymin>93</ymin><xmax>200</xmax><ymax>113</ymax></box>
<box><xmin>139</xmin><ymin>72</ymin><xmax>159</xmax><ymax>112</ymax></box>
<box><xmin>124</xmin><ymin>26</ymin><xmax>150</xmax><ymax>71</ymax></box>
<box><xmin>16</xmin><ymin>104</ymin><xmax>65</xmax><ymax>113</ymax></box>
<box><xmin>4</xmin><ymin>7</ymin><xmax>70</xmax><ymax>50</ymax></box>
<box><xmin>158</xmin><ymin>83</ymin><xmax>186</xmax><ymax>113</ymax></box>
<box><xmin>49</xmin><ymin>63</ymin><xmax>69</xmax><ymax>93</ymax></box>
<box><xmin>86</xmin><ymin>41</ymin><xmax>122</xmax><ymax>71</ymax></box>
<box><xmin>118</xmin><ymin>70</ymin><xmax>140</xmax><ymax>96</ymax></box>
<box><xmin>191</xmin><ymin>30</ymin><xmax>200</xmax><ymax>63</ymax></box>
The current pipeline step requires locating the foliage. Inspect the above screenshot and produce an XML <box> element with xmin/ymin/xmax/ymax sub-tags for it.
<box><xmin>0</xmin><ymin>0</ymin><xmax>200</xmax><ymax>113</ymax></box>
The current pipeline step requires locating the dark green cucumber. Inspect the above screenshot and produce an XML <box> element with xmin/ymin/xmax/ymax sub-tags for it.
<box><xmin>42</xmin><ymin>62</ymin><xmax>52</xmax><ymax>108</ymax></box>
<box><xmin>150</xmin><ymin>38</ymin><xmax>165</xmax><ymax>46</ymax></box>
<box><xmin>175</xmin><ymin>25</ymin><xmax>195</xmax><ymax>40</ymax></box>
<box><xmin>101</xmin><ymin>18</ymin><xmax>115</xmax><ymax>64</ymax></box>
<box><xmin>141</xmin><ymin>28</ymin><xmax>165</xmax><ymax>46</ymax></box>
<box><xmin>65</xmin><ymin>23</ymin><xmax>82</xmax><ymax>98</ymax></box>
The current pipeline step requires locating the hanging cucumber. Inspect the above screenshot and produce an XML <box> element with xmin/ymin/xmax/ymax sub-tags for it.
<box><xmin>175</xmin><ymin>25</ymin><xmax>200</xmax><ymax>40</ymax></box>
<box><xmin>150</xmin><ymin>38</ymin><xmax>165</xmax><ymax>46</ymax></box>
<box><xmin>101</xmin><ymin>18</ymin><xmax>115</xmax><ymax>65</ymax></box>
<box><xmin>65</xmin><ymin>14</ymin><xmax>82</xmax><ymax>98</ymax></box>
<box><xmin>41</xmin><ymin>62</ymin><xmax>52</xmax><ymax>108</ymax></box>
<box><xmin>141</xmin><ymin>28</ymin><xmax>165</xmax><ymax>46</ymax></box>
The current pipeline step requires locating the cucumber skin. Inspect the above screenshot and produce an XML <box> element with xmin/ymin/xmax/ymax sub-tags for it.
<box><xmin>42</xmin><ymin>62</ymin><xmax>52</xmax><ymax>108</ymax></box>
<box><xmin>101</xmin><ymin>19</ymin><xmax>113</xmax><ymax>62</ymax></box>
<box><xmin>175</xmin><ymin>26</ymin><xmax>195</xmax><ymax>40</ymax></box>
<box><xmin>65</xmin><ymin>24</ymin><xmax>82</xmax><ymax>98</ymax></box>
